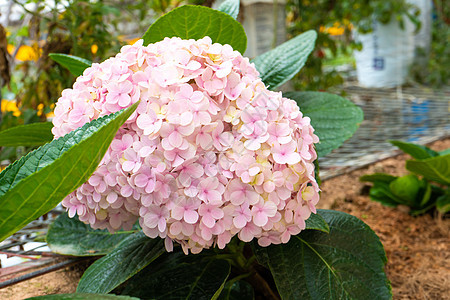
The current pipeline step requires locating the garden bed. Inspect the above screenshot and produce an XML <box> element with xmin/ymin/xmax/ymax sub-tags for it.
<box><xmin>1</xmin><ymin>138</ymin><xmax>448</xmax><ymax>300</ymax></box>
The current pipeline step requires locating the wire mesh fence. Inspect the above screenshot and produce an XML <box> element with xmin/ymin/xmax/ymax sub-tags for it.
<box><xmin>320</xmin><ymin>83</ymin><xmax>449</xmax><ymax>179</ymax></box>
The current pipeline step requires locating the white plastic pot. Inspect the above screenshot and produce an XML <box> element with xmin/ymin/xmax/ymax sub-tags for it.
<box><xmin>353</xmin><ymin>17</ymin><xmax>415</xmax><ymax>88</ymax></box>
<box><xmin>353</xmin><ymin>0</ymin><xmax>432</xmax><ymax>88</ymax></box>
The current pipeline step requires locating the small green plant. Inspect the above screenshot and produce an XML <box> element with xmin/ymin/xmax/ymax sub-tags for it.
<box><xmin>361</xmin><ymin>140</ymin><xmax>450</xmax><ymax>215</ymax></box>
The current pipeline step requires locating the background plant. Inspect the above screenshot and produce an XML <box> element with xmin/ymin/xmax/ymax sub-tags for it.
<box><xmin>361</xmin><ymin>140</ymin><xmax>450</xmax><ymax>216</ymax></box>
<box><xmin>410</xmin><ymin>0</ymin><xmax>449</xmax><ymax>87</ymax></box>
<box><xmin>0</xmin><ymin>2</ymin><xmax>395</xmax><ymax>299</ymax></box>
<box><xmin>286</xmin><ymin>0</ymin><xmax>420</xmax><ymax>90</ymax></box>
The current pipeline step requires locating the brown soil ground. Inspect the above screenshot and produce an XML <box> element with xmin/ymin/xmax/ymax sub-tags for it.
<box><xmin>0</xmin><ymin>139</ymin><xmax>449</xmax><ymax>300</ymax></box>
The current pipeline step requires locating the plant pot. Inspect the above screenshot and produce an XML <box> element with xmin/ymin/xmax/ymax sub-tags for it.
<box><xmin>353</xmin><ymin>16</ymin><xmax>415</xmax><ymax>88</ymax></box>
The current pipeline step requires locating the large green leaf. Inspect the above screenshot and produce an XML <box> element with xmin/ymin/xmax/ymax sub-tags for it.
<box><xmin>252</xmin><ymin>30</ymin><xmax>317</xmax><ymax>90</ymax></box>
<box><xmin>0</xmin><ymin>122</ymin><xmax>53</xmax><ymax>147</ymax></box>
<box><xmin>27</xmin><ymin>294</ymin><xmax>138</xmax><ymax>300</ymax></box>
<box><xmin>47</xmin><ymin>213</ymin><xmax>138</xmax><ymax>256</ymax></box>
<box><xmin>0</xmin><ymin>103</ymin><xmax>138</xmax><ymax>242</ymax></box>
<box><xmin>304</xmin><ymin>212</ymin><xmax>329</xmax><ymax>233</ymax></box>
<box><xmin>360</xmin><ymin>173</ymin><xmax>398</xmax><ymax>184</ymax></box>
<box><xmin>284</xmin><ymin>91</ymin><xmax>364</xmax><ymax>157</ymax></box>
<box><xmin>389</xmin><ymin>140</ymin><xmax>438</xmax><ymax>160</ymax></box>
<box><xmin>218</xmin><ymin>0</ymin><xmax>240</xmax><ymax>19</ymax></box>
<box><xmin>142</xmin><ymin>5</ymin><xmax>247</xmax><ymax>54</ymax></box>
<box><xmin>77</xmin><ymin>232</ymin><xmax>165</xmax><ymax>294</ymax></box>
<box><xmin>253</xmin><ymin>209</ymin><xmax>391</xmax><ymax>300</ymax></box>
<box><xmin>406</xmin><ymin>154</ymin><xmax>450</xmax><ymax>185</ymax></box>
<box><xmin>218</xmin><ymin>280</ymin><xmax>254</xmax><ymax>300</ymax></box>
<box><xmin>49</xmin><ymin>53</ymin><xmax>92</xmax><ymax>77</ymax></box>
<box><xmin>122</xmin><ymin>252</ymin><xmax>231</xmax><ymax>300</ymax></box>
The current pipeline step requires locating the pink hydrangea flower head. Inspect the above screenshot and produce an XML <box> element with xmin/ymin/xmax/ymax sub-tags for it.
<box><xmin>53</xmin><ymin>37</ymin><xmax>320</xmax><ymax>253</ymax></box>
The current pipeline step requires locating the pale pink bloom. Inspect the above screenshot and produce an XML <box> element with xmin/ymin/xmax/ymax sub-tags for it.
<box><xmin>251</xmin><ymin>200</ymin><xmax>277</xmax><ymax>227</ymax></box>
<box><xmin>121</xmin><ymin>148</ymin><xmax>142</xmax><ymax>173</ymax></box>
<box><xmin>197</xmin><ymin>177</ymin><xmax>223</xmax><ymax>205</ymax></box>
<box><xmin>240</xmin><ymin>106</ymin><xmax>268</xmax><ymax>136</ymax></box>
<box><xmin>110</xmin><ymin>134</ymin><xmax>133</xmax><ymax>153</ymax></box>
<box><xmin>209</xmin><ymin>60</ymin><xmax>233</xmax><ymax>78</ymax></box>
<box><xmin>143</xmin><ymin>205</ymin><xmax>170</xmax><ymax>232</ymax></box>
<box><xmin>271</xmin><ymin>141</ymin><xmax>301</xmax><ymax>165</ymax></box>
<box><xmin>224</xmin><ymin>72</ymin><xmax>245</xmax><ymax>100</ymax></box>
<box><xmin>54</xmin><ymin>37</ymin><xmax>320</xmax><ymax>253</ymax></box>
<box><xmin>198</xmin><ymin>67</ymin><xmax>225</xmax><ymax>95</ymax></box>
<box><xmin>68</xmin><ymin>100</ymin><xmax>94</xmax><ymax>127</ymax></box>
<box><xmin>133</xmin><ymin>166</ymin><xmax>156</xmax><ymax>193</ymax></box>
<box><xmin>199</xmin><ymin>204</ymin><xmax>224</xmax><ymax>228</ymax></box>
<box><xmin>172</xmin><ymin>197</ymin><xmax>201</xmax><ymax>224</ymax></box>
<box><xmin>238</xmin><ymin>221</ymin><xmax>262</xmax><ymax>242</ymax></box>
<box><xmin>225</xmin><ymin>179</ymin><xmax>259</xmax><ymax>206</ymax></box>
<box><xmin>174</xmin><ymin>161</ymin><xmax>204</xmax><ymax>187</ymax></box>
<box><xmin>152</xmin><ymin>64</ymin><xmax>180</xmax><ymax>87</ymax></box>
<box><xmin>136</xmin><ymin>110</ymin><xmax>162</xmax><ymax>136</ymax></box>
<box><xmin>106</xmin><ymin>81</ymin><xmax>133</xmax><ymax>107</ymax></box>
<box><xmin>232</xmin><ymin>203</ymin><xmax>252</xmax><ymax>229</ymax></box>
<box><xmin>267</xmin><ymin>122</ymin><xmax>292</xmax><ymax>145</ymax></box>
<box><xmin>166</xmin><ymin>100</ymin><xmax>193</xmax><ymax>126</ymax></box>
<box><xmin>174</xmin><ymin>84</ymin><xmax>203</xmax><ymax>102</ymax></box>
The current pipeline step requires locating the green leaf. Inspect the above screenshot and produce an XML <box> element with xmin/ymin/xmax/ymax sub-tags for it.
<box><xmin>368</xmin><ymin>182</ymin><xmax>403</xmax><ymax>207</ymax></box>
<box><xmin>406</xmin><ymin>154</ymin><xmax>450</xmax><ymax>185</ymax></box>
<box><xmin>77</xmin><ymin>232</ymin><xmax>165</xmax><ymax>294</ymax></box>
<box><xmin>142</xmin><ymin>5</ymin><xmax>247</xmax><ymax>54</ymax></box>
<box><xmin>436</xmin><ymin>190</ymin><xmax>450</xmax><ymax>214</ymax></box>
<box><xmin>389</xmin><ymin>175</ymin><xmax>421</xmax><ymax>206</ymax></box>
<box><xmin>439</xmin><ymin>148</ymin><xmax>450</xmax><ymax>156</ymax></box>
<box><xmin>284</xmin><ymin>91</ymin><xmax>364</xmax><ymax>157</ymax></box>
<box><xmin>218</xmin><ymin>280</ymin><xmax>254</xmax><ymax>300</ymax></box>
<box><xmin>218</xmin><ymin>0</ymin><xmax>240</xmax><ymax>20</ymax></box>
<box><xmin>389</xmin><ymin>140</ymin><xmax>438</xmax><ymax>159</ymax></box>
<box><xmin>0</xmin><ymin>122</ymin><xmax>53</xmax><ymax>147</ymax></box>
<box><xmin>419</xmin><ymin>180</ymin><xmax>432</xmax><ymax>207</ymax></box>
<box><xmin>49</xmin><ymin>53</ymin><xmax>92</xmax><ymax>76</ymax></box>
<box><xmin>360</xmin><ymin>173</ymin><xmax>398</xmax><ymax>184</ymax></box>
<box><xmin>305</xmin><ymin>213</ymin><xmax>330</xmax><ymax>233</ymax></box>
<box><xmin>122</xmin><ymin>252</ymin><xmax>231</xmax><ymax>300</ymax></box>
<box><xmin>253</xmin><ymin>209</ymin><xmax>391</xmax><ymax>300</ymax></box>
<box><xmin>0</xmin><ymin>103</ymin><xmax>138</xmax><ymax>243</ymax></box>
<box><xmin>26</xmin><ymin>294</ymin><xmax>139</xmax><ymax>300</ymax></box>
<box><xmin>252</xmin><ymin>30</ymin><xmax>317</xmax><ymax>90</ymax></box>
<box><xmin>47</xmin><ymin>213</ymin><xmax>138</xmax><ymax>256</ymax></box>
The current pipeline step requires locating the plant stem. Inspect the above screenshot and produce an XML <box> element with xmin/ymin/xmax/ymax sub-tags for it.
<box><xmin>247</xmin><ymin>271</ymin><xmax>281</xmax><ymax>300</ymax></box>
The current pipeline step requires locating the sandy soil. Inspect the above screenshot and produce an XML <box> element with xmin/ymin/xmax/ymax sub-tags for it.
<box><xmin>1</xmin><ymin>139</ymin><xmax>449</xmax><ymax>300</ymax></box>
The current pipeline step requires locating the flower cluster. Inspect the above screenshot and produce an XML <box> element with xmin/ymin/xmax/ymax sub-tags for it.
<box><xmin>52</xmin><ymin>37</ymin><xmax>320</xmax><ymax>254</ymax></box>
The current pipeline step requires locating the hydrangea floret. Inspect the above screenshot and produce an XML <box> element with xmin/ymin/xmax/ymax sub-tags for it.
<box><xmin>52</xmin><ymin>37</ymin><xmax>320</xmax><ymax>254</ymax></box>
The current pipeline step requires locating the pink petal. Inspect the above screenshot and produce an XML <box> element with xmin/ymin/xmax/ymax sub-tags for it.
<box><xmin>169</xmin><ymin>131</ymin><xmax>183</xmax><ymax>148</ymax></box>
<box><xmin>253</xmin><ymin>212</ymin><xmax>268</xmax><ymax>227</ymax></box>
<box><xmin>122</xmin><ymin>161</ymin><xmax>135</xmax><ymax>172</ymax></box>
<box><xmin>134</xmin><ymin>174</ymin><xmax>149</xmax><ymax>188</ymax></box>
<box><xmin>233</xmin><ymin>215</ymin><xmax>247</xmax><ymax>228</ymax></box>
<box><xmin>68</xmin><ymin>206</ymin><xmax>77</xmax><ymax>218</ymax></box>
<box><xmin>184</xmin><ymin>210</ymin><xmax>199</xmax><ymax>224</ymax></box>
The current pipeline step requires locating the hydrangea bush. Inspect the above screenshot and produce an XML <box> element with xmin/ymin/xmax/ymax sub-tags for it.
<box><xmin>53</xmin><ymin>37</ymin><xmax>319</xmax><ymax>254</ymax></box>
<box><xmin>0</xmin><ymin>2</ymin><xmax>392</xmax><ymax>299</ymax></box>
